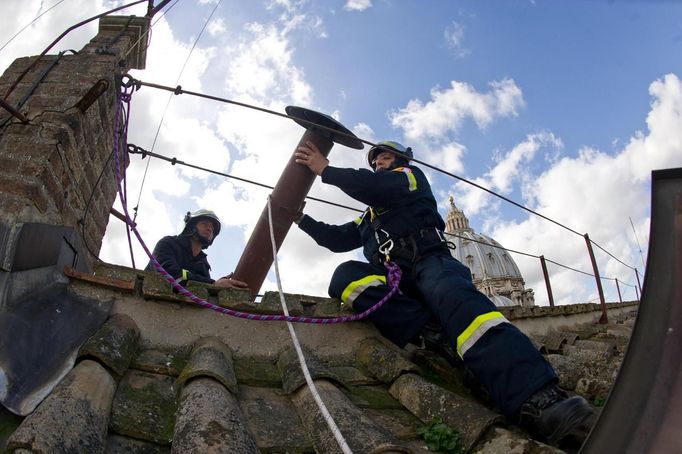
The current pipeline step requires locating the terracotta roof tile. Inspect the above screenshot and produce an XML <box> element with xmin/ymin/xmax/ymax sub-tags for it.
<box><xmin>173</xmin><ymin>377</ymin><xmax>259</xmax><ymax>453</ymax></box>
<box><xmin>176</xmin><ymin>337</ymin><xmax>238</xmax><ymax>394</ymax></box>
<box><xmin>358</xmin><ymin>338</ymin><xmax>420</xmax><ymax>384</ymax></box>
<box><xmin>106</xmin><ymin>434</ymin><xmax>169</xmax><ymax>453</ymax></box>
<box><xmin>474</xmin><ymin>427</ymin><xmax>566</xmax><ymax>453</ymax></box>
<box><xmin>278</xmin><ymin>346</ymin><xmax>346</xmax><ymax>394</ymax></box>
<box><xmin>7</xmin><ymin>360</ymin><xmax>114</xmax><ymax>452</ymax></box>
<box><xmin>240</xmin><ymin>385</ymin><xmax>314</xmax><ymax>451</ymax></box>
<box><xmin>109</xmin><ymin>370</ymin><xmax>177</xmax><ymax>445</ymax></box>
<box><xmin>389</xmin><ymin>373</ymin><xmax>503</xmax><ymax>452</ymax></box>
<box><xmin>0</xmin><ymin>261</ymin><xmax>642</xmax><ymax>453</ymax></box>
<box><xmin>77</xmin><ymin>313</ymin><xmax>140</xmax><ymax>378</ymax></box>
<box><xmin>292</xmin><ymin>379</ymin><xmax>407</xmax><ymax>453</ymax></box>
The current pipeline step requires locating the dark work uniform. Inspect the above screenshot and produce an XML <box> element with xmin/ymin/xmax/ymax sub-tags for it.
<box><xmin>145</xmin><ymin>235</ymin><xmax>214</xmax><ymax>284</ymax></box>
<box><xmin>298</xmin><ymin>164</ymin><xmax>557</xmax><ymax>417</ymax></box>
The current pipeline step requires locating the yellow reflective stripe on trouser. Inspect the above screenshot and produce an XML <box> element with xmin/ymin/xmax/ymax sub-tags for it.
<box><xmin>340</xmin><ymin>275</ymin><xmax>387</xmax><ymax>309</ymax></box>
<box><xmin>393</xmin><ymin>167</ymin><xmax>417</xmax><ymax>191</ymax></box>
<box><xmin>457</xmin><ymin>311</ymin><xmax>508</xmax><ymax>358</ymax></box>
<box><xmin>181</xmin><ymin>269</ymin><xmax>189</xmax><ymax>281</ymax></box>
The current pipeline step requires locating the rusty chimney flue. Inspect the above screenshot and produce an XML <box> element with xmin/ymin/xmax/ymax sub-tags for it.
<box><xmin>232</xmin><ymin>106</ymin><xmax>363</xmax><ymax>296</ymax></box>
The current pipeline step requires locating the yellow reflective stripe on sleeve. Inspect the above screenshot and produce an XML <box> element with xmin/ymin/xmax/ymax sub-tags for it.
<box><xmin>181</xmin><ymin>269</ymin><xmax>189</xmax><ymax>281</ymax></box>
<box><xmin>457</xmin><ymin>311</ymin><xmax>508</xmax><ymax>358</ymax></box>
<box><xmin>355</xmin><ymin>209</ymin><xmax>369</xmax><ymax>225</ymax></box>
<box><xmin>340</xmin><ymin>274</ymin><xmax>387</xmax><ymax>309</ymax></box>
<box><xmin>393</xmin><ymin>167</ymin><xmax>417</xmax><ymax>191</ymax></box>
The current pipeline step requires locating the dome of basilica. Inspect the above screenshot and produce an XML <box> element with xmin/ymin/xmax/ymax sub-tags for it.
<box><xmin>443</xmin><ymin>196</ymin><xmax>535</xmax><ymax>307</ymax></box>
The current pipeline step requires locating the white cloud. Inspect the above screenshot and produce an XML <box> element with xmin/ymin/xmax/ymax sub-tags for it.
<box><xmin>344</xmin><ymin>0</ymin><xmax>372</xmax><ymax>12</ymax></box>
<box><xmin>267</xmin><ymin>0</ymin><xmax>297</xmax><ymax>13</ymax></box>
<box><xmin>224</xmin><ymin>22</ymin><xmax>311</xmax><ymax>103</ymax></box>
<box><xmin>311</xmin><ymin>16</ymin><xmax>327</xmax><ymax>38</ymax></box>
<box><xmin>470</xmin><ymin>73</ymin><xmax>682</xmax><ymax>305</ymax></box>
<box><xmin>207</xmin><ymin>17</ymin><xmax>226</xmax><ymax>36</ymax></box>
<box><xmin>453</xmin><ymin>132</ymin><xmax>562</xmax><ymax>216</ymax></box>
<box><xmin>444</xmin><ymin>21</ymin><xmax>469</xmax><ymax>58</ymax></box>
<box><xmin>390</xmin><ymin>79</ymin><xmax>525</xmax><ymax>142</ymax></box>
<box><xmin>429</xmin><ymin>141</ymin><xmax>467</xmax><ymax>175</ymax></box>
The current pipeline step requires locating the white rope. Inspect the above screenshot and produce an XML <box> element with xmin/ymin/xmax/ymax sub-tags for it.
<box><xmin>266</xmin><ymin>195</ymin><xmax>353</xmax><ymax>454</ymax></box>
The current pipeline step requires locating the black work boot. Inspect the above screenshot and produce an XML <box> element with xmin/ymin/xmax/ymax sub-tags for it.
<box><xmin>517</xmin><ymin>384</ymin><xmax>593</xmax><ymax>445</ymax></box>
<box><xmin>416</xmin><ymin>322</ymin><xmax>458</xmax><ymax>366</ymax></box>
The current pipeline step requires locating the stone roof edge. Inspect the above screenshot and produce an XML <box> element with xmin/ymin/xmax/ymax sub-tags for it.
<box><xmin>499</xmin><ymin>301</ymin><xmax>639</xmax><ymax>320</ymax></box>
<box><xmin>66</xmin><ymin>262</ymin><xmax>639</xmax><ymax>320</ymax></box>
<box><xmin>65</xmin><ymin>262</ymin><xmax>348</xmax><ymax>317</ymax></box>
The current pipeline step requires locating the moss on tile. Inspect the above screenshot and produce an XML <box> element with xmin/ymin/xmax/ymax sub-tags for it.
<box><xmin>132</xmin><ymin>348</ymin><xmax>190</xmax><ymax>377</ymax></box>
<box><xmin>259</xmin><ymin>292</ymin><xmax>303</xmax><ymax>315</ymax></box>
<box><xmin>110</xmin><ymin>371</ymin><xmax>177</xmax><ymax>445</ymax></box>
<box><xmin>216</xmin><ymin>287</ymin><xmax>253</xmax><ymax>307</ymax></box>
<box><xmin>329</xmin><ymin>366</ymin><xmax>379</xmax><ymax>386</ymax></box>
<box><xmin>94</xmin><ymin>262</ymin><xmax>141</xmax><ymax>282</ymax></box>
<box><xmin>177</xmin><ymin>337</ymin><xmax>237</xmax><ymax>394</ymax></box>
<box><xmin>356</xmin><ymin>338</ymin><xmax>419</xmax><ymax>383</ymax></box>
<box><xmin>411</xmin><ymin>350</ymin><xmax>477</xmax><ymax>399</ymax></box>
<box><xmin>278</xmin><ymin>347</ymin><xmax>342</xmax><ymax>394</ymax></box>
<box><xmin>239</xmin><ymin>386</ymin><xmax>313</xmax><ymax>453</ymax></box>
<box><xmin>106</xmin><ymin>434</ymin><xmax>170</xmax><ymax>453</ymax></box>
<box><xmin>142</xmin><ymin>273</ymin><xmax>209</xmax><ymax>304</ymax></box>
<box><xmin>363</xmin><ymin>408</ymin><xmax>423</xmax><ymax>440</ymax></box>
<box><xmin>78</xmin><ymin>313</ymin><xmax>140</xmax><ymax>378</ymax></box>
<box><xmin>234</xmin><ymin>359</ymin><xmax>282</xmax><ymax>387</ymax></box>
<box><xmin>344</xmin><ymin>385</ymin><xmax>404</xmax><ymax>410</ymax></box>
<box><xmin>0</xmin><ymin>406</ymin><xmax>23</xmax><ymax>451</ymax></box>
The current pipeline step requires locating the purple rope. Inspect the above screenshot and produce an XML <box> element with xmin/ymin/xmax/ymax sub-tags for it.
<box><xmin>112</xmin><ymin>82</ymin><xmax>402</xmax><ymax>324</ymax></box>
<box><xmin>119</xmin><ymin>101</ymin><xmax>136</xmax><ymax>269</ymax></box>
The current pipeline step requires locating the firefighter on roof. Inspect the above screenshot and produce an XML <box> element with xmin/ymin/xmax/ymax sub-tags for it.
<box><xmin>146</xmin><ymin>209</ymin><xmax>248</xmax><ymax>289</ymax></box>
<box><xmin>294</xmin><ymin>140</ymin><xmax>592</xmax><ymax>444</ymax></box>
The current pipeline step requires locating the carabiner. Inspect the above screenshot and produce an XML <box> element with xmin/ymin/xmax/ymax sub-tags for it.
<box><xmin>378</xmin><ymin>239</ymin><xmax>394</xmax><ymax>257</ymax></box>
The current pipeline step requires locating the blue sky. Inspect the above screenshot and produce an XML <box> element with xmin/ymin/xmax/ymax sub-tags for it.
<box><xmin>2</xmin><ymin>0</ymin><xmax>682</xmax><ymax>305</ymax></box>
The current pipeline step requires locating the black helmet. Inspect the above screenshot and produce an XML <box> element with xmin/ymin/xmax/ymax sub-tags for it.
<box><xmin>367</xmin><ymin>140</ymin><xmax>413</xmax><ymax>170</ymax></box>
<box><xmin>181</xmin><ymin>209</ymin><xmax>221</xmax><ymax>248</ymax></box>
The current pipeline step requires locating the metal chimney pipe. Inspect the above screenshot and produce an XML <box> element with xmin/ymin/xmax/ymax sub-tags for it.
<box><xmin>232</xmin><ymin>106</ymin><xmax>363</xmax><ymax>296</ymax></box>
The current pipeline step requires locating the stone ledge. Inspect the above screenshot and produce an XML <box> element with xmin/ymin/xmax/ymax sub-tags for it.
<box><xmin>65</xmin><ymin>265</ymin><xmax>135</xmax><ymax>292</ymax></box>
<box><xmin>500</xmin><ymin>301</ymin><xmax>639</xmax><ymax>320</ymax></box>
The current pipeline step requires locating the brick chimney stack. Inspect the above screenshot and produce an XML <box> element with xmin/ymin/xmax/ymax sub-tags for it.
<box><xmin>0</xmin><ymin>16</ymin><xmax>149</xmax><ymax>270</ymax></box>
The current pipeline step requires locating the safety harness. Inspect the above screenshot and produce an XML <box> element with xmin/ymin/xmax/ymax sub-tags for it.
<box><xmin>368</xmin><ymin>206</ymin><xmax>455</xmax><ymax>270</ymax></box>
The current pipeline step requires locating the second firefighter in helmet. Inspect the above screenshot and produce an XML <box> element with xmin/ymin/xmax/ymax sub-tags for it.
<box><xmin>146</xmin><ymin>209</ymin><xmax>247</xmax><ymax>289</ymax></box>
<box><xmin>182</xmin><ymin>209</ymin><xmax>221</xmax><ymax>249</ymax></box>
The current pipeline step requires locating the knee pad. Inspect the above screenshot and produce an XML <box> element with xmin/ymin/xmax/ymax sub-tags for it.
<box><xmin>328</xmin><ymin>260</ymin><xmax>384</xmax><ymax>300</ymax></box>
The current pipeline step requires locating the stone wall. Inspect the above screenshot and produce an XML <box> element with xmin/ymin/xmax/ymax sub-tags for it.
<box><xmin>499</xmin><ymin>301</ymin><xmax>639</xmax><ymax>337</ymax></box>
<box><xmin>0</xmin><ymin>17</ymin><xmax>146</xmax><ymax>268</ymax></box>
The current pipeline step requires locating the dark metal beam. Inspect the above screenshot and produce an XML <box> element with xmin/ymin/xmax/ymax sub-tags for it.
<box><xmin>232</xmin><ymin>106</ymin><xmax>362</xmax><ymax>297</ymax></box>
<box><xmin>579</xmin><ymin>167</ymin><xmax>682</xmax><ymax>453</ymax></box>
